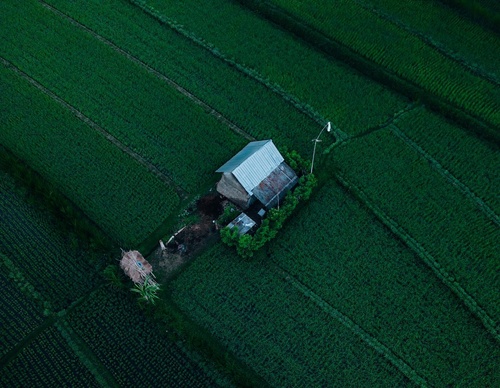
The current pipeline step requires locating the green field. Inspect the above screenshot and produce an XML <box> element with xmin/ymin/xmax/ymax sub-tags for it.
<box><xmin>0</xmin><ymin>169</ymin><xmax>232</xmax><ymax>386</ymax></box>
<box><xmin>129</xmin><ymin>0</ymin><xmax>410</xmax><ymax>137</ymax></box>
<box><xmin>40</xmin><ymin>0</ymin><xmax>322</xmax><ymax>155</ymax></box>
<box><xmin>252</xmin><ymin>0</ymin><xmax>500</xmax><ymax>129</ymax></box>
<box><xmin>1</xmin><ymin>325</ymin><xmax>100</xmax><ymax>388</ymax></box>
<box><xmin>1</xmin><ymin>0</ymin><xmax>499</xmax><ymax>386</ymax></box>
<box><xmin>0</xmin><ymin>62</ymin><xmax>179</xmax><ymax>247</ymax></box>
<box><xmin>170</xmin><ymin>180</ymin><xmax>500</xmax><ymax>386</ymax></box>
<box><xmin>0</xmin><ymin>0</ymin><xmax>247</xmax><ymax>194</ymax></box>
<box><xmin>330</xmin><ymin>128</ymin><xmax>500</xmax><ymax>338</ymax></box>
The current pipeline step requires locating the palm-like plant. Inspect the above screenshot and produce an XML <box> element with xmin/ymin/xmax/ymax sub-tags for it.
<box><xmin>131</xmin><ymin>275</ymin><xmax>160</xmax><ymax>305</ymax></box>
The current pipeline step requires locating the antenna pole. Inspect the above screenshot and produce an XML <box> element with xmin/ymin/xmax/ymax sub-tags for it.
<box><xmin>310</xmin><ymin>122</ymin><xmax>331</xmax><ymax>174</ymax></box>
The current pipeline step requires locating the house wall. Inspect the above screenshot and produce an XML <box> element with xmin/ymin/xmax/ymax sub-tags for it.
<box><xmin>216</xmin><ymin>173</ymin><xmax>252</xmax><ymax>209</ymax></box>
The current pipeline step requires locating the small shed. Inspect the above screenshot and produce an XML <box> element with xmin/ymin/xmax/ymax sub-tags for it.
<box><xmin>227</xmin><ymin>213</ymin><xmax>257</xmax><ymax>235</ymax></box>
<box><xmin>216</xmin><ymin>140</ymin><xmax>298</xmax><ymax>210</ymax></box>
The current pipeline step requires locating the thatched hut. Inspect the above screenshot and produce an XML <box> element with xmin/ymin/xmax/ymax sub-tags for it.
<box><xmin>120</xmin><ymin>250</ymin><xmax>153</xmax><ymax>284</ymax></box>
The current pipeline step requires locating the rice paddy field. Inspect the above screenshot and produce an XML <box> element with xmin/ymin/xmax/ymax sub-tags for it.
<box><xmin>1</xmin><ymin>0</ymin><xmax>499</xmax><ymax>386</ymax></box>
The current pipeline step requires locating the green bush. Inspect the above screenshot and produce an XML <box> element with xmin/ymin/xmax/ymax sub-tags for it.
<box><xmin>221</xmin><ymin>173</ymin><xmax>317</xmax><ymax>258</ymax></box>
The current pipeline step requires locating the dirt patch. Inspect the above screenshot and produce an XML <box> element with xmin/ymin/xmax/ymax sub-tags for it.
<box><xmin>153</xmin><ymin>195</ymin><xmax>224</xmax><ymax>279</ymax></box>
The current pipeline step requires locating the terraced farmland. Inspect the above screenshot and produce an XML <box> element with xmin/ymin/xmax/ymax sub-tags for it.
<box><xmin>1</xmin><ymin>0</ymin><xmax>499</xmax><ymax>386</ymax></box>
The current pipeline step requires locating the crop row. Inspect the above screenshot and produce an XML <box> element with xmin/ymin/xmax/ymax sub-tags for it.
<box><xmin>261</xmin><ymin>0</ymin><xmax>499</xmax><ymax>129</ymax></box>
<box><xmin>1</xmin><ymin>1</ymin><xmax>246</xmax><ymax>194</ymax></box>
<box><xmin>330</xmin><ymin>128</ymin><xmax>500</xmax><ymax>336</ymax></box>
<box><xmin>352</xmin><ymin>0</ymin><xmax>499</xmax><ymax>83</ymax></box>
<box><xmin>392</xmin><ymin>106</ymin><xmax>500</xmax><ymax>215</ymax></box>
<box><xmin>438</xmin><ymin>0</ymin><xmax>500</xmax><ymax>33</ymax></box>
<box><xmin>42</xmin><ymin>0</ymin><xmax>322</xmax><ymax>156</ymax></box>
<box><xmin>129</xmin><ymin>0</ymin><xmax>408</xmax><ymax>138</ymax></box>
<box><xmin>170</xmin><ymin>242</ymin><xmax>413</xmax><ymax>386</ymax></box>
<box><xmin>268</xmin><ymin>180</ymin><xmax>500</xmax><ymax>386</ymax></box>
<box><xmin>0</xmin><ymin>271</ymin><xmax>45</xmax><ymax>359</ymax></box>
<box><xmin>66</xmin><ymin>287</ymin><xmax>219</xmax><ymax>387</ymax></box>
<box><xmin>1</xmin><ymin>57</ymin><xmax>179</xmax><ymax>247</ymax></box>
<box><xmin>0</xmin><ymin>170</ymin><xmax>107</xmax><ymax>311</ymax></box>
<box><xmin>0</xmin><ymin>325</ymin><xmax>98</xmax><ymax>387</ymax></box>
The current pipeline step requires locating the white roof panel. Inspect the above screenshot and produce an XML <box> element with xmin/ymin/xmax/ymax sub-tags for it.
<box><xmin>216</xmin><ymin>140</ymin><xmax>284</xmax><ymax>193</ymax></box>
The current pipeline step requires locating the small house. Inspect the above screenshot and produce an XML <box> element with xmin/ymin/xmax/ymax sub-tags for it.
<box><xmin>216</xmin><ymin>140</ymin><xmax>298</xmax><ymax>210</ymax></box>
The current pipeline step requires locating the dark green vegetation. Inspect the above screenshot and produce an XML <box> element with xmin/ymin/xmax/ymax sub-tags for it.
<box><xmin>171</xmin><ymin>180</ymin><xmax>499</xmax><ymax>386</ymax></box>
<box><xmin>0</xmin><ymin>59</ymin><xmax>180</xmax><ymax>248</ymax></box>
<box><xmin>264</xmin><ymin>0</ymin><xmax>499</xmax><ymax>128</ymax></box>
<box><xmin>1</xmin><ymin>0</ymin><xmax>499</xmax><ymax>386</ymax></box>
<box><xmin>0</xmin><ymin>169</ymin><xmax>232</xmax><ymax>386</ymax></box>
<box><xmin>438</xmin><ymin>0</ymin><xmax>500</xmax><ymax>33</ymax></box>
<box><xmin>138</xmin><ymin>0</ymin><xmax>410</xmax><ymax>137</ymax></box>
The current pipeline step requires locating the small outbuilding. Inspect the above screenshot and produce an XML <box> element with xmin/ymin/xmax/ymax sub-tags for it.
<box><xmin>120</xmin><ymin>250</ymin><xmax>153</xmax><ymax>284</ymax></box>
<box><xmin>227</xmin><ymin>213</ymin><xmax>257</xmax><ymax>235</ymax></box>
<box><xmin>216</xmin><ymin>140</ymin><xmax>298</xmax><ymax>210</ymax></box>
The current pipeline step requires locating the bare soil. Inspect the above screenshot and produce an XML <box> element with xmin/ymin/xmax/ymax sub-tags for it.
<box><xmin>153</xmin><ymin>195</ymin><xmax>224</xmax><ymax>279</ymax></box>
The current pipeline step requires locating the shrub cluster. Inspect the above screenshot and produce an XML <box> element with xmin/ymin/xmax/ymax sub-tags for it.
<box><xmin>221</xmin><ymin>173</ymin><xmax>317</xmax><ymax>258</ymax></box>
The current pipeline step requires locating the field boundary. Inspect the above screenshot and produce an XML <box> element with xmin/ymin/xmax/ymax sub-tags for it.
<box><xmin>234</xmin><ymin>0</ymin><xmax>500</xmax><ymax>144</ymax></box>
<box><xmin>389</xmin><ymin>124</ymin><xmax>500</xmax><ymax>227</ymax></box>
<box><xmin>55</xmin><ymin>318</ymin><xmax>118</xmax><ymax>387</ymax></box>
<box><xmin>126</xmin><ymin>0</ymin><xmax>339</xmax><ymax>131</ymax></box>
<box><xmin>325</xmin><ymin>102</ymin><xmax>420</xmax><ymax>152</ymax></box>
<box><xmin>40</xmin><ymin>1</ymin><xmax>256</xmax><ymax>145</ymax></box>
<box><xmin>276</xmin><ymin>267</ymin><xmax>428</xmax><ymax>387</ymax></box>
<box><xmin>351</xmin><ymin>0</ymin><xmax>500</xmax><ymax>86</ymax></box>
<box><xmin>333</xmin><ymin>173</ymin><xmax>500</xmax><ymax>343</ymax></box>
<box><xmin>0</xmin><ymin>254</ymin><xmax>113</xmax><ymax>387</ymax></box>
<box><xmin>1</xmin><ymin>57</ymin><xmax>187</xmax><ymax>199</ymax></box>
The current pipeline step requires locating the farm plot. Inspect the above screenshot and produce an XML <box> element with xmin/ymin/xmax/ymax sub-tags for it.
<box><xmin>0</xmin><ymin>171</ymin><xmax>230</xmax><ymax>386</ymax></box>
<box><xmin>0</xmin><ymin>170</ymin><xmax>105</xmax><ymax>311</ymax></box>
<box><xmin>41</xmin><ymin>0</ymin><xmax>320</xmax><ymax>155</ymax></box>
<box><xmin>268</xmin><ymin>180</ymin><xmax>500</xmax><ymax>386</ymax></box>
<box><xmin>0</xmin><ymin>62</ymin><xmax>178</xmax><ymax>247</ymax></box>
<box><xmin>0</xmin><ymin>0</ymin><xmax>245</xmax><ymax>194</ymax></box>
<box><xmin>392</xmin><ymin>105</ymin><xmax>500</xmax><ymax>214</ymax></box>
<box><xmin>330</xmin><ymin>128</ymin><xmax>500</xmax><ymax>339</ymax></box>
<box><xmin>129</xmin><ymin>0</ymin><xmax>409</xmax><ymax>137</ymax></box>
<box><xmin>0</xmin><ymin>270</ymin><xmax>46</xmax><ymax>360</ymax></box>
<box><xmin>359</xmin><ymin>0</ymin><xmax>500</xmax><ymax>80</ymax></box>
<box><xmin>169</xmin><ymin>243</ymin><xmax>412</xmax><ymax>387</ymax></box>
<box><xmin>66</xmin><ymin>286</ymin><xmax>231</xmax><ymax>387</ymax></box>
<box><xmin>0</xmin><ymin>325</ymin><xmax>99</xmax><ymax>388</ymax></box>
<box><xmin>262</xmin><ymin>0</ymin><xmax>500</xmax><ymax>129</ymax></box>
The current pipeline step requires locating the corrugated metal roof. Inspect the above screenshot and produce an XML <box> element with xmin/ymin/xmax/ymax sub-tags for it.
<box><xmin>252</xmin><ymin>162</ymin><xmax>298</xmax><ymax>209</ymax></box>
<box><xmin>216</xmin><ymin>140</ymin><xmax>284</xmax><ymax>194</ymax></box>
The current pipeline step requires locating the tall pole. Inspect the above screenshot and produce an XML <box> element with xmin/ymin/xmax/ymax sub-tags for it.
<box><xmin>310</xmin><ymin>122</ymin><xmax>331</xmax><ymax>174</ymax></box>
